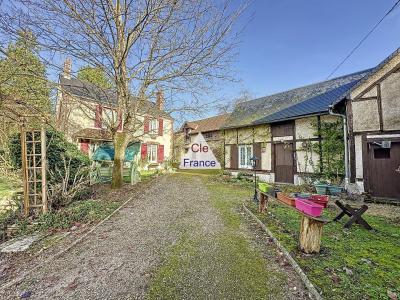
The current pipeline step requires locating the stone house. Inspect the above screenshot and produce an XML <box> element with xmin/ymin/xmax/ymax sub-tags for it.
<box><xmin>221</xmin><ymin>70</ymin><xmax>371</xmax><ymax>184</ymax></box>
<box><xmin>174</xmin><ymin>113</ymin><xmax>230</xmax><ymax>163</ymax></box>
<box><xmin>56</xmin><ymin>59</ymin><xmax>173</xmax><ymax>167</ymax></box>
<box><xmin>331</xmin><ymin>48</ymin><xmax>400</xmax><ymax>200</ymax></box>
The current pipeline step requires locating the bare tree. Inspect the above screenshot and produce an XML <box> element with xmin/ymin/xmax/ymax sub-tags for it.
<box><xmin>0</xmin><ymin>0</ymin><xmax>246</xmax><ymax>188</ymax></box>
<box><xmin>216</xmin><ymin>89</ymin><xmax>254</xmax><ymax>114</ymax></box>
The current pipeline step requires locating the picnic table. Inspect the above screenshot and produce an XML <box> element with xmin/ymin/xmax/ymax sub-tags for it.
<box><xmin>256</xmin><ymin>189</ymin><xmax>329</xmax><ymax>254</ymax></box>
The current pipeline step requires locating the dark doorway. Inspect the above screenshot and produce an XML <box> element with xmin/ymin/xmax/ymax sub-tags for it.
<box><xmin>274</xmin><ymin>143</ymin><xmax>294</xmax><ymax>183</ymax></box>
<box><xmin>367</xmin><ymin>142</ymin><xmax>400</xmax><ymax>199</ymax></box>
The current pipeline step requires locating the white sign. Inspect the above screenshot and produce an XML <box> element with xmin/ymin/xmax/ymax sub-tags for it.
<box><xmin>180</xmin><ymin>133</ymin><xmax>221</xmax><ymax>169</ymax></box>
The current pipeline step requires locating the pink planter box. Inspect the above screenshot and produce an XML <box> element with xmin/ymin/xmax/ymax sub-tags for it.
<box><xmin>295</xmin><ymin>198</ymin><xmax>324</xmax><ymax>217</ymax></box>
<box><xmin>308</xmin><ymin>195</ymin><xmax>329</xmax><ymax>208</ymax></box>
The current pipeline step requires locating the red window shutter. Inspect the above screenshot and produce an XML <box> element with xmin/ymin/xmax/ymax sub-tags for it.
<box><xmin>80</xmin><ymin>140</ymin><xmax>89</xmax><ymax>154</ymax></box>
<box><xmin>144</xmin><ymin>116</ymin><xmax>149</xmax><ymax>134</ymax></box>
<box><xmin>141</xmin><ymin>143</ymin><xmax>147</xmax><ymax>160</ymax></box>
<box><xmin>158</xmin><ymin>118</ymin><xmax>163</xmax><ymax>136</ymax></box>
<box><xmin>157</xmin><ymin>144</ymin><xmax>164</xmax><ymax>163</ymax></box>
<box><xmin>95</xmin><ymin>105</ymin><xmax>102</xmax><ymax>128</ymax></box>
<box><xmin>117</xmin><ymin>111</ymin><xmax>123</xmax><ymax>131</ymax></box>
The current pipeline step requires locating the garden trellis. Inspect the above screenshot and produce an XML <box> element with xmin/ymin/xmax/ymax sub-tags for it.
<box><xmin>20</xmin><ymin>125</ymin><xmax>47</xmax><ymax>215</ymax></box>
<box><xmin>1</xmin><ymin>96</ymin><xmax>49</xmax><ymax>215</ymax></box>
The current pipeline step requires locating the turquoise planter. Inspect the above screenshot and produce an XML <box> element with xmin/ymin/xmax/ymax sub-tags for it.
<box><xmin>314</xmin><ymin>184</ymin><xmax>329</xmax><ymax>195</ymax></box>
<box><xmin>314</xmin><ymin>184</ymin><xmax>342</xmax><ymax>195</ymax></box>
<box><xmin>328</xmin><ymin>185</ymin><xmax>343</xmax><ymax>195</ymax></box>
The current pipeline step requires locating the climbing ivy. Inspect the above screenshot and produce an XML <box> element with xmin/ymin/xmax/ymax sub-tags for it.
<box><xmin>312</xmin><ymin>118</ymin><xmax>345</xmax><ymax>184</ymax></box>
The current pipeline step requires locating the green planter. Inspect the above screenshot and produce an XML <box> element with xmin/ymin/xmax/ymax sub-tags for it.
<box><xmin>328</xmin><ymin>185</ymin><xmax>343</xmax><ymax>195</ymax></box>
<box><xmin>314</xmin><ymin>184</ymin><xmax>343</xmax><ymax>195</ymax></box>
<box><xmin>258</xmin><ymin>182</ymin><xmax>271</xmax><ymax>193</ymax></box>
<box><xmin>314</xmin><ymin>184</ymin><xmax>329</xmax><ymax>195</ymax></box>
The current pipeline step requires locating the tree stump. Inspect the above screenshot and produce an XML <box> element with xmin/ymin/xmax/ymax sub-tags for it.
<box><xmin>299</xmin><ymin>215</ymin><xmax>324</xmax><ymax>254</ymax></box>
<box><xmin>258</xmin><ymin>193</ymin><xmax>268</xmax><ymax>213</ymax></box>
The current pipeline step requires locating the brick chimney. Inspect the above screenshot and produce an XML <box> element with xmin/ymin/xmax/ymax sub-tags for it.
<box><xmin>156</xmin><ymin>90</ymin><xmax>164</xmax><ymax>111</ymax></box>
<box><xmin>63</xmin><ymin>58</ymin><xmax>72</xmax><ymax>79</ymax></box>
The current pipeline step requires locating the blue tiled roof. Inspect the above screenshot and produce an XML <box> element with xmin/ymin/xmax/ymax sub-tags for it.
<box><xmin>253</xmin><ymin>79</ymin><xmax>361</xmax><ymax>124</ymax></box>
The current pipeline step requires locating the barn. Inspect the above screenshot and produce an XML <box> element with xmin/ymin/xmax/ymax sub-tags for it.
<box><xmin>332</xmin><ymin>48</ymin><xmax>400</xmax><ymax>200</ymax></box>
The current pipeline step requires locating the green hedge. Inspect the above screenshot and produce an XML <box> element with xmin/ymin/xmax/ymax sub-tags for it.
<box><xmin>9</xmin><ymin>129</ymin><xmax>90</xmax><ymax>184</ymax></box>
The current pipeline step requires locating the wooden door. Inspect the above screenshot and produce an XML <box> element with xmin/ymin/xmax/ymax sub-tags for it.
<box><xmin>367</xmin><ymin>142</ymin><xmax>400</xmax><ymax>199</ymax></box>
<box><xmin>274</xmin><ymin>143</ymin><xmax>294</xmax><ymax>183</ymax></box>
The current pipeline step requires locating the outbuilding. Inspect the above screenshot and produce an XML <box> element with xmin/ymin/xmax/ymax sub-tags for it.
<box><xmin>332</xmin><ymin>48</ymin><xmax>400</xmax><ymax>200</ymax></box>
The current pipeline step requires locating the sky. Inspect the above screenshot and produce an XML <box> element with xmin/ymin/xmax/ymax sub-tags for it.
<box><xmin>212</xmin><ymin>0</ymin><xmax>400</xmax><ymax>112</ymax></box>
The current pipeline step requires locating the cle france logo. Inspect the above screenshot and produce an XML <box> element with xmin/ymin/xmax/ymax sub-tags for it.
<box><xmin>180</xmin><ymin>133</ymin><xmax>221</xmax><ymax>169</ymax></box>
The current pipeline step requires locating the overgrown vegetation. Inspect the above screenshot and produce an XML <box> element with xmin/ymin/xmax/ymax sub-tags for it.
<box><xmin>298</xmin><ymin>119</ymin><xmax>345</xmax><ymax>185</ymax></box>
<box><xmin>9</xmin><ymin>129</ymin><xmax>90</xmax><ymax>186</ymax></box>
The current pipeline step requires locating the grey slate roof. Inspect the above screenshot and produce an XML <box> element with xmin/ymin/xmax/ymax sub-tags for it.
<box><xmin>60</xmin><ymin>76</ymin><xmax>117</xmax><ymax>105</ymax></box>
<box><xmin>222</xmin><ymin>69</ymin><xmax>371</xmax><ymax>128</ymax></box>
<box><xmin>254</xmin><ymin>79</ymin><xmax>362</xmax><ymax>124</ymax></box>
<box><xmin>59</xmin><ymin>76</ymin><xmax>172</xmax><ymax>118</ymax></box>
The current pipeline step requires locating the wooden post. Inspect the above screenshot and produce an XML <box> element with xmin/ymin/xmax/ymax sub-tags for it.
<box><xmin>41</xmin><ymin>127</ymin><xmax>48</xmax><ymax>213</ymax></box>
<box><xmin>299</xmin><ymin>216</ymin><xmax>324</xmax><ymax>254</ymax></box>
<box><xmin>258</xmin><ymin>192</ymin><xmax>268</xmax><ymax>213</ymax></box>
<box><xmin>20</xmin><ymin>123</ymin><xmax>29</xmax><ymax>216</ymax></box>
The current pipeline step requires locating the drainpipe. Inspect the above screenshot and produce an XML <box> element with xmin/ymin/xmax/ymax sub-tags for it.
<box><xmin>328</xmin><ymin>105</ymin><xmax>349</xmax><ymax>188</ymax></box>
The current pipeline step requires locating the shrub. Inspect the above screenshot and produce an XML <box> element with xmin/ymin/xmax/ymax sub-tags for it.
<box><xmin>47</xmin><ymin>156</ymin><xmax>91</xmax><ymax>209</ymax></box>
<box><xmin>35</xmin><ymin>200</ymin><xmax>119</xmax><ymax>231</ymax></box>
<box><xmin>9</xmin><ymin>129</ymin><xmax>91</xmax><ymax>210</ymax></box>
<box><xmin>8</xmin><ymin>129</ymin><xmax>90</xmax><ymax>185</ymax></box>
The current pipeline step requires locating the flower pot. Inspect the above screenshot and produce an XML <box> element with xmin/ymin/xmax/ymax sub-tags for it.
<box><xmin>276</xmin><ymin>192</ymin><xmax>296</xmax><ymax>207</ymax></box>
<box><xmin>308</xmin><ymin>194</ymin><xmax>329</xmax><ymax>208</ymax></box>
<box><xmin>328</xmin><ymin>185</ymin><xmax>342</xmax><ymax>195</ymax></box>
<box><xmin>258</xmin><ymin>182</ymin><xmax>271</xmax><ymax>193</ymax></box>
<box><xmin>295</xmin><ymin>198</ymin><xmax>324</xmax><ymax>217</ymax></box>
<box><xmin>314</xmin><ymin>184</ymin><xmax>329</xmax><ymax>195</ymax></box>
<box><xmin>294</xmin><ymin>193</ymin><xmax>311</xmax><ymax>199</ymax></box>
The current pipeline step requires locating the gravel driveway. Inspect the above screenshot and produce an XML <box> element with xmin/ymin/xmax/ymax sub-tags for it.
<box><xmin>1</xmin><ymin>174</ymin><xmax>308</xmax><ymax>299</ymax></box>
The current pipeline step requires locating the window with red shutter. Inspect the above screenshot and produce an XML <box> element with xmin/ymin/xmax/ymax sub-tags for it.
<box><xmin>158</xmin><ymin>118</ymin><xmax>164</xmax><ymax>136</ymax></box>
<box><xmin>141</xmin><ymin>143</ymin><xmax>147</xmax><ymax>160</ymax></box>
<box><xmin>95</xmin><ymin>105</ymin><xmax>102</xmax><ymax>128</ymax></box>
<box><xmin>157</xmin><ymin>144</ymin><xmax>164</xmax><ymax>163</ymax></box>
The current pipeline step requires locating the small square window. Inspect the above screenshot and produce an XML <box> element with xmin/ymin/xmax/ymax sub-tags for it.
<box><xmin>204</xmin><ymin>132</ymin><xmax>213</xmax><ymax>139</ymax></box>
<box><xmin>374</xmin><ymin>148</ymin><xmax>390</xmax><ymax>159</ymax></box>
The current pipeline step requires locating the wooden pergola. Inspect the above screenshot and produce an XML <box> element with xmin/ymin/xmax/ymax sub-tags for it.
<box><xmin>1</xmin><ymin>96</ymin><xmax>48</xmax><ymax>215</ymax></box>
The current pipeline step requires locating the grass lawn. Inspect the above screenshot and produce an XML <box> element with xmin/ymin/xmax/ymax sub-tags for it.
<box><xmin>147</xmin><ymin>175</ymin><xmax>293</xmax><ymax>299</ymax></box>
<box><xmin>0</xmin><ymin>176</ymin><xmax>18</xmax><ymax>198</ymax></box>
<box><xmin>242</xmin><ymin>189</ymin><xmax>400</xmax><ymax>299</ymax></box>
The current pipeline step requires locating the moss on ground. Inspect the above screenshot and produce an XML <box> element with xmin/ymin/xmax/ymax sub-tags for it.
<box><xmin>246</xmin><ymin>193</ymin><xmax>400</xmax><ymax>299</ymax></box>
<box><xmin>0</xmin><ymin>176</ymin><xmax>18</xmax><ymax>198</ymax></box>
<box><xmin>147</xmin><ymin>176</ymin><xmax>289</xmax><ymax>299</ymax></box>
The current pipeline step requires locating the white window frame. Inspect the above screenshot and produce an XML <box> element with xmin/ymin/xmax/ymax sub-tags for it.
<box><xmin>148</xmin><ymin>144</ymin><xmax>158</xmax><ymax>163</ymax></box>
<box><xmin>238</xmin><ymin>144</ymin><xmax>253</xmax><ymax>169</ymax></box>
<box><xmin>149</xmin><ymin>119</ymin><xmax>158</xmax><ymax>134</ymax></box>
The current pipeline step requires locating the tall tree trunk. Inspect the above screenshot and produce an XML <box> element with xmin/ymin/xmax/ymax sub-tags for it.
<box><xmin>111</xmin><ymin>132</ymin><xmax>127</xmax><ymax>188</ymax></box>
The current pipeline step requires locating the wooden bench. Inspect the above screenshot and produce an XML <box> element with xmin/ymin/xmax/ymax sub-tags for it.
<box><xmin>257</xmin><ymin>190</ymin><xmax>329</xmax><ymax>254</ymax></box>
